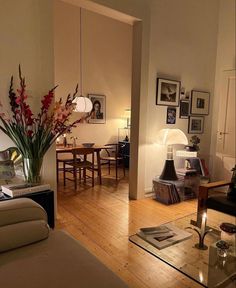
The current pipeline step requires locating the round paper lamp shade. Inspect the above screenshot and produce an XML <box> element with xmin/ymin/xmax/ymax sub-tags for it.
<box><xmin>73</xmin><ymin>96</ymin><xmax>93</xmax><ymax>113</ymax></box>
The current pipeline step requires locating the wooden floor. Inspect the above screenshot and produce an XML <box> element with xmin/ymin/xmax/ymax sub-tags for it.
<box><xmin>57</xmin><ymin>170</ymin><xmax>201</xmax><ymax>288</ymax></box>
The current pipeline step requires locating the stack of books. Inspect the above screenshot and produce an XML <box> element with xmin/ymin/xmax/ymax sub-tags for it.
<box><xmin>137</xmin><ymin>224</ymin><xmax>192</xmax><ymax>250</ymax></box>
<box><xmin>1</xmin><ymin>183</ymin><xmax>50</xmax><ymax>197</ymax></box>
<box><xmin>153</xmin><ymin>180</ymin><xmax>180</xmax><ymax>205</ymax></box>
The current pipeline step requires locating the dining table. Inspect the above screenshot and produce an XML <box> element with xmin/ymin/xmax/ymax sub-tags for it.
<box><xmin>56</xmin><ymin>145</ymin><xmax>109</xmax><ymax>185</ymax></box>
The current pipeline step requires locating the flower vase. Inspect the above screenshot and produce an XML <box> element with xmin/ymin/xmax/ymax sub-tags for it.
<box><xmin>23</xmin><ymin>157</ymin><xmax>43</xmax><ymax>185</ymax></box>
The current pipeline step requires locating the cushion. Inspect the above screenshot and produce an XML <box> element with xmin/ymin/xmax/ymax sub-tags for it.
<box><xmin>0</xmin><ymin>198</ymin><xmax>47</xmax><ymax>227</ymax></box>
<box><xmin>207</xmin><ymin>195</ymin><xmax>236</xmax><ymax>217</ymax></box>
<box><xmin>0</xmin><ymin>220</ymin><xmax>49</xmax><ymax>252</ymax></box>
<box><xmin>0</xmin><ymin>230</ymin><xmax>128</xmax><ymax>288</ymax></box>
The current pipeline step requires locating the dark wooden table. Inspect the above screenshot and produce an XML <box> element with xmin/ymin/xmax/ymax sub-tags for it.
<box><xmin>56</xmin><ymin>145</ymin><xmax>108</xmax><ymax>185</ymax></box>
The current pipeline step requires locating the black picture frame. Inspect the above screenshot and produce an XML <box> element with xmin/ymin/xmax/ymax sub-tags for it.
<box><xmin>179</xmin><ymin>100</ymin><xmax>189</xmax><ymax>119</ymax></box>
<box><xmin>188</xmin><ymin>116</ymin><xmax>204</xmax><ymax>134</ymax></box>
<box><xmin>190</xmin><ymin>90</ymin><xmax>210</xmax><ymax>115</ymax></box>
<box><xmin>166</xmin><ymin>107</ymin><xmax>176</xmax><ymax>124</ymax></box>
<box><xmin>156</xmin><ymin>78</ymin><xmax>181</xmax><ymax>107</ymax></box>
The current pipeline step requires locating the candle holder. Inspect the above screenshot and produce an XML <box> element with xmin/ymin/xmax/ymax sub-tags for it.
<box><xmin>186</xmin><ymin>212</ymin><xmax>212</xmax><ymax>250</ymax></box>
<box><xmin>186</xmin><ymin>226</ymin><xmax>212</xmax><ymax>250</ymax></box>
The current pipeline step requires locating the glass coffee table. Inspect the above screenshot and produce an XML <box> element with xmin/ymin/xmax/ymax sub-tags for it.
<box><xmin>129</xmin><ymin>210</ymin><xmax>236</xmax><ymax>288</ymax></box>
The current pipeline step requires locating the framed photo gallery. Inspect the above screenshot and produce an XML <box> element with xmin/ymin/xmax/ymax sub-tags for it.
<box><xmin>156</xmin><ymin>77</ymin><xmax>210</xmax><ymax>134</ymax></box>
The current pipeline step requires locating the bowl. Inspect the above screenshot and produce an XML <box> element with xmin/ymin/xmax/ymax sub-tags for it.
<box><xmin>82</xmin><ymin>143</ymin><xmax>95</xmax><ymax>148</ymax></box>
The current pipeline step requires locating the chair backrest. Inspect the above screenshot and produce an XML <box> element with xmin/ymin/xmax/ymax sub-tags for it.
<box><xmin>72</xmin><ymin>148</ymin><xmax>94</xmax><ymax>164</ymax></box>
<box><xmin>104</xmin><ymin>143</ymin><xmax>125</xmax><ymax>159</ymax></box>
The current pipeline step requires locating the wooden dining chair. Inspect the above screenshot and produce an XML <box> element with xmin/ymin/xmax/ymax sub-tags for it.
<box><xmin>100</xmin><ymin>143</ymin><xmax>126</xmax><ymax>180</ymax></box>
<box><xmin>64</xmin><ymin>148</ymin><xmax>95</xmax><ymax>189</ymax></box>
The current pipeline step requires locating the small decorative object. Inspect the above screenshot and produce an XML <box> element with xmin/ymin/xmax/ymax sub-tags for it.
<box><xmin>179</xmin><ymin>100</ymin><xmax>189</xmax><ymax>119</ymax></box>
<box><xmin>0</xmin><ymin>66</ymin><xmax>87</xmax><ymax>184</ymax></box>
<box><xmin>180</xmin><ymin>87</ymin><xmax>186</xmax><ymax>100</ymax></box>
<box><xmin>190</xmin><ymin>135</ymin><xmax>200</xmax><ymax>151</ymax></box>
<box><xmin>188</xmin><ymin>116</ymin><xmax>204</xmax><ymax>134</ymax></box>
<box><xmin>71</xmin><ymin>136</ymin><xmax>78</xmax><ymax>147</ymax></box>
<box><xmin>220</xmin><ymin>222</ymin><xmax>236</xmax><ymax>249</ymax></box>
<box><xmin>216</xmin><ymin>240</ymin><xmax>230</xmax><ymax>258</ymax></box>
<box><xmin>190</xmin><ymin>90</ymin><xmax>210</xmax><ymax>115</ymax></box>
<box><xmin>124</xmin><ymin>135</ymin><xmax>129</xmax><ymax>142</ymax></box>
<box><xmin>82</xmin><ymin>143</ymin><xmax>95</xmax><ymax>148</ymax></box>
<box><xmin>85</xmin><ymin>94</ymin><xmax>106</xmax><ymax>124</ymax></box>
<box><xmin>227</xmin><ymin>165</ymin><xmax>236</xmax><ymax>202</ymax></box>
<box><xmin>63</xmin><ymin>134</ymin><xmax>67</xmax><ymax>147</ymax></box>
<box><xmin>156</xmin><ymin>78</ymin><xmax>180</xmax><ymax>107</ymax></box>
<box><xmin>186</xmin><ymin>212</ymin><xmax>212</xmax><ymax>250</ymax></box>
<box><xmin>166</xmin><ymin>107</ymin><xmax>176</xmax><ymax>124</ymax></box>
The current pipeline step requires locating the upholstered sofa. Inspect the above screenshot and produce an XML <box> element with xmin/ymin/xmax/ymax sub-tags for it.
<box><xmin>0</xmin><ymin>198</ymin><xmax>128</xmax><ymax>288</ymax></box>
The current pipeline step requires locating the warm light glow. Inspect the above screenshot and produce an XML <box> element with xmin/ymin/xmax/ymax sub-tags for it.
<box><xmin>199</xmin><ymin>271</ymin><xmax>204</xmax><ymax>283</ymax></box>
<box><xmin>73</xmin><ymin>96</ymin><xmax>93</xmax><ymax>113</ymax></box>
<box><xmin>202</xmin><ymin>212</ymin><xmax>207</xmax><ymax>220</ymax></box>
<box><xmin>156</xmin><ymin>129</ymin><xmax>188</xmax><ymax>146</ymax></box>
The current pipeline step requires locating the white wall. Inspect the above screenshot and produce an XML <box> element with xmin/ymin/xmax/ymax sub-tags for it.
<box><xmin>210</xmin><ymin>0</ymin><xmax>236</xmax><ymax>180</ymax></box>
<box><xmin>54</xmin><ymin>1</ymin><xmax>132</xmax><ymax>145</ymax></box>
<box><xmin>144</xmin><ymin>0</ymin><xmax>219</xmax><ymax>190</ymax></box>
<box><xmin>0</xmin><ymin>0</ymin><xmax>56</xmax><ymax>193</ymax></box>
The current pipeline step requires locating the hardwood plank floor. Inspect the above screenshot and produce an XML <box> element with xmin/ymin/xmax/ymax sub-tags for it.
<box><xmin>57</xmin><ymin>170</ymin><xmax>201</xmax><ymax>288</ymax></box>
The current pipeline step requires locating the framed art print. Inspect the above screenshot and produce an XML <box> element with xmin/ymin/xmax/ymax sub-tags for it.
<box><xmin>179</xmin><ymin>100</ymin><xmax>189</xmax><ymax>119</ymax></box>
<box><xmin>86</xmin><ymin>94</ymin><xmax>106</xmax><ymax>124</ymax></box>
<box><xmin>188</xmin><ymin>116</ymin><xmax>204</xmax><ymax>134</ymax></box>
<box><xmin>191</xmin><ymin>90</ymin><xmax>210</xmax><ymax>115</ymax></box>
<box><xmin>156</xmin><ymin>78</ymin><xmax>180</xmax><ymax>107</ymax></box>
<box><xmin>166</xmin><ymin>107</ymin><xmax>176</xmax><ymax>124</ymax></box>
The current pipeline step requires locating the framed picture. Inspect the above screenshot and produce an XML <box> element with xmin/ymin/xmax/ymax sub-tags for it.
<box><xmin>179</xmin><ymin>100</ymin><xmax>189</xmax><ymax>119</ymax></box>
<box><xmin>166</xmin><ymin>107</ymin><xmax>176</xmax><ymax>124</ymax></box>
<box><xmin>190</xmin><ymin>90</ymin><xmax>210</xmax><ymax>115</ymax></box>
<box><xmin>86</xmin><ymin>94</ymin><xmax>106</xmax><ymax>124</ymax></box>
<box><xmin>188</xmin><ymin>116</ymin><xmax>204</xmax><ymax>134</ymax></box>
<box><xmin>156</xmin><ymin>78</ymin><xmax>180</xmax><ymax>107</ymax></box>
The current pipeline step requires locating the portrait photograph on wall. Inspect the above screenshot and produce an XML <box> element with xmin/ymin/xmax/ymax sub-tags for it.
<box><xmin>190</xmin><ymin>90</ymin><xmax>210</xmax><ymax>115</ymax></box>
<box><xmin>156</xmin><ymin>78</ymin><xmax>180</xmax><ymax>107</ymax></box>
<box><xmin>86</xmin><ymin>94</ymin><xmax>106</xmax><ymax>124</ymax></box>
<box><xmin>179</xmin><ymin>100</ymin><xmax>189</xmax><ymax>119</ymax></box>
<box><xmin>166</xmin><ymin>107</ymin><xmax>176</xmax><ymax>124</ymax></box>
<box><xmin>188</xmin><ymin>116</ymin><xmax>204</xmax><ymax>134</ymax></box>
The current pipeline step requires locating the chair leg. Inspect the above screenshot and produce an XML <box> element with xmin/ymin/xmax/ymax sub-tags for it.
<box><xmin>115</xmin><ymin>160</ymin><xmax>118</xmax><ymax>180</ymax></box>
<box><xmin>92</xmin><ymin>167</ymin><xmax>94</xmax><ymax>187</ymax></box>
<box><xmin>63</xmin><ymin>162</ymin><xmax>66</xmax><ymax>186</ymax></box>
<box><xmin>74</xmin><ymin>165</ymin><xmax>77</xmax><ymax>190</ymax></box>
<box><xmin>83</xmin><ymin>168</ymin><xmax>86</xmax><ymax>183</ymax></box>
<box><xmin>123</xmin><ymin>159</ymin><xmax>126</xmax><ymax>177</ymax></box>
<box><xmin>108</xmin><ymin>161</ymin><xmax>111</xmax><ymax>174</ymax></box>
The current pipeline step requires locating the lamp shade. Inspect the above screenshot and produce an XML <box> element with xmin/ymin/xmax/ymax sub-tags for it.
<box><xmin>156</xmin><ymin>129</ymin><xmax>188</xmax><ymax>146</ymax></box>
<box><xmin>73</xmin><ymin>96</ymin><xmax>93</xmax><ymax>113</ymax></box>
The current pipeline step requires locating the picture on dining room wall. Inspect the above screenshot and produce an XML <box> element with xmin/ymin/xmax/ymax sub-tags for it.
<box><xmin>166</xmin><ymin>107</ymin><xmax>176</xmax><ymax>124</ymax></box>
<box><xmin>190</xmin><ymin>90</ymin><xmax>210</xmax><ymax>115</ymax></box>
<box><xmin>86</xmin><ymin>94</ymin><xmax>106</xmax><ymax>124</ymax></box>
<box><xmin>188</xmin><ymin>116</ymin><xmax>204</xmax><ymax>134</ymax></box>
<box><xmin>179</xmin><ymin>100</ymin><xmax>189</xmax><ymax>119</ymax></box>
<box><xmin>156</xmin><ymin>78</ymin><xmax>180</xmax><ymax>107</ymax></box>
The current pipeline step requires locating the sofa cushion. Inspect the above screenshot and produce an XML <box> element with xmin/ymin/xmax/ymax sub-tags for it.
<box><xmin>0</xmin><ymin>230</ymin><xmax>128</xmax><ymax>288</ymax></box>
<box><xmin>0</xmin><ymin>198</ymin><xmax>47</xmax><ymax>227</ymax></box>
<box><xmin>0</xmin><ymin>220</ymin><xmax>49</xmax><ymax>252</ymax></box>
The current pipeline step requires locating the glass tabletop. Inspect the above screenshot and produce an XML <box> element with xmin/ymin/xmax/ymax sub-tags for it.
<box><xmin>129</xmin><ymin>210</ymin><xmax>236</xmax><ymax>288</ymax></box>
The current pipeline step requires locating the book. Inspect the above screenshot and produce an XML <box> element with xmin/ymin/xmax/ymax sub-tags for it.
<box><xmin>137</xmin><ymin>223</ymin><xmax>192</xmax><ymax>250</ymax></box>
<box><xmin>1</xmin><ymin>183</ymin><xmax>51</xmax><ymax>197</ymax></box>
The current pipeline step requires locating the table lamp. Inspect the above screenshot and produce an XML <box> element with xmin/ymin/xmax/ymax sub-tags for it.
<box><xmin>156</xmin><ymin>129</ymin><xmax>188</xmax><ymax>180</ymax></box>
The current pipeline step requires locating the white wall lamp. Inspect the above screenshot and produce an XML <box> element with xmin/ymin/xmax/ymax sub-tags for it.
<box><xmin>73</xmin><ymin>7</ymin><xmax>92</xmax><ymax>113</ymax></box>
<box><xmin>156</xmin><ymin>129</ymin><xmax>188</xmax><ymax>180</ymax></box>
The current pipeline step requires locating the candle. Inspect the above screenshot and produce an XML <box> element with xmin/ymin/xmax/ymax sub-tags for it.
<box><xmin>200</xmin><ymin>212</ymin><xmax>207</xmax><ymax>239</ymax></box>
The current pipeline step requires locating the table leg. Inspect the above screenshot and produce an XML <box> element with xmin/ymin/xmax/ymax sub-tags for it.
<box><xmin>96</xmin><ymin>150</ymin><xmax>102</xmax><ymax>185</ymax></box>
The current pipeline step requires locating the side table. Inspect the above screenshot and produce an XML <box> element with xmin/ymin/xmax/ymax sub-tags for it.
<box><xmin>0</xmin><ymin>190</ymin><xmax>54</xmax><ymax>228</ymax></box>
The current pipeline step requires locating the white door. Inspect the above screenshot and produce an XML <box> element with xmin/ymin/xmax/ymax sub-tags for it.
<box><xmin>215</xmin><ymin>69</ymin><xmax>236</xmax><ymax>180</ymax></box>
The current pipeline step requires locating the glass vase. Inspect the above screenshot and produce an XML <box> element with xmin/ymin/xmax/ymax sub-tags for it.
<box><xmin>23</xmin><ymin>157</ymin><xmax>43</xmax><ymax>185</ymax></box>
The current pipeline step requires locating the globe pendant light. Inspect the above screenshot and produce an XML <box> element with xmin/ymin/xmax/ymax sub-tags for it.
<box><xmin>73</xmin><ymin>8</ymin><xmax>93</xmax><ymax>113</ymax></box>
